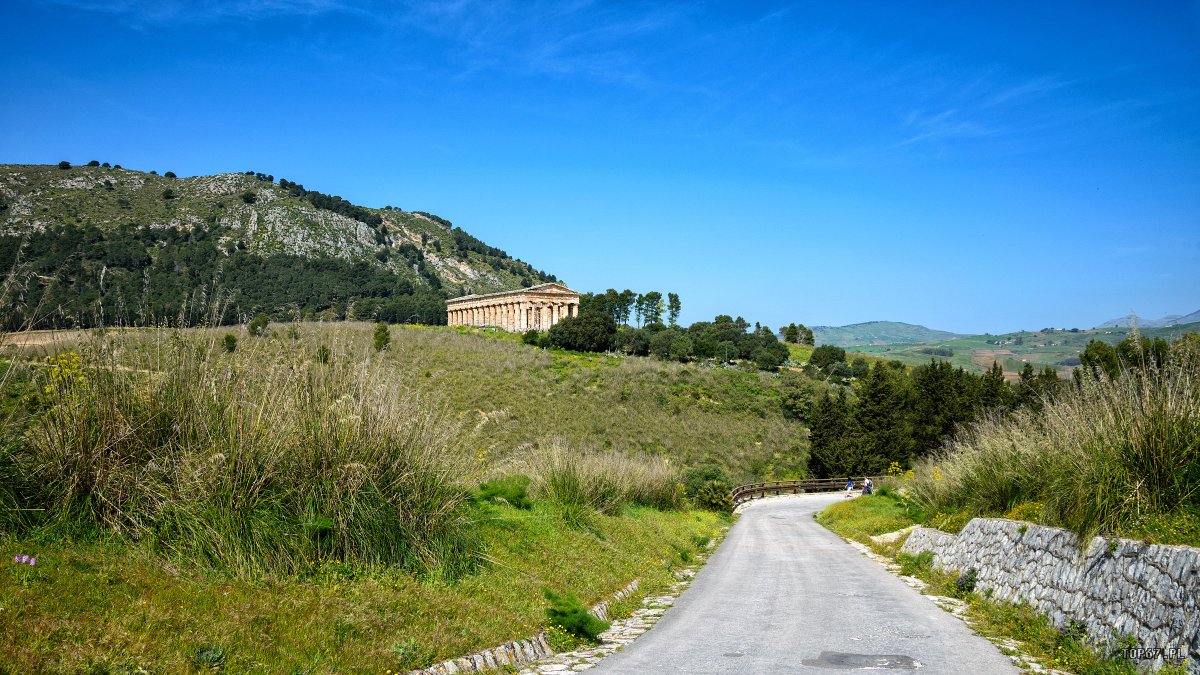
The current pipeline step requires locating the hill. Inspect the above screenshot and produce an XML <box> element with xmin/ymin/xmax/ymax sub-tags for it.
<box><xmin>847</xmin><ymin>322</ymin><xmax>1200</xmax><ymax>377</ymax></box>
<box><xmin>1097</xmin><ymin>309</ymin><xmax>1200</xmax><ymax>328</ymax></box>
<box><xmin>0</xmin><ymin>163</ymin><xmax>555</xmax><ymax>329</ymax></box>
<box><xmin>811</xmin><ymin>320</ymin><xmax>964</xmax><ymax>347</ymax></box>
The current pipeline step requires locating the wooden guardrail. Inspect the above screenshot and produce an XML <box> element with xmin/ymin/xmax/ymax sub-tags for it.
<box><xmin>731</xmin><ymin>477</ymin><xmax>886</xmax><ymax>507</ymax></box>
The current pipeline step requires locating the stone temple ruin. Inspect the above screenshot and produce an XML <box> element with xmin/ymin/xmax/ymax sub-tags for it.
<box><xmin>446</xmin><ymin>282</ymin><xmax>581</xmax><ymax>332</ymax></box>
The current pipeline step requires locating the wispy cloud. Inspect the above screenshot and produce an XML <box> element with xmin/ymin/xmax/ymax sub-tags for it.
<box><xmin>391</xmin><ymin>0</ymin><xmax>685</xmax><ymax>88</ymax></box>
<box><xmin>42</xmin><ymin>0</ymin><xmax>354</xmax><ymax>24</ymax></box>
<box><xmin>892</xmin><ymin>108</ymin><xmax>998</xmax><ymax>148</ymax></box>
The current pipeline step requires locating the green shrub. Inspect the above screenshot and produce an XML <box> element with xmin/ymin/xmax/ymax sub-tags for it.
<box><xmin>522</xmin><ymin>329</ymin><xmax>540</xmax><ymax>346</ymax></box>
<box><xmin>477</xmin><ymin>474</ymin><xmax>533</xmax><ymax>509</ymax></box>
<box><xmin>955</xmin><ymin>568</ymin><xmax>978</xmax><ymax>596</ymax></box>
<box><xmin>248</xmin><ymin>313</ymin><xmax>268</xmax><ymax>337</ymax></box>
<box><xmin>682</xmin><ymin>463</ymin><xmax>730</xmax><ymax>497</ymax></box>
<box><xmin>389</xmin><ymin>638</ymin><xmax>436</xmax><ymax>671</ymax></box>
<box><xmin>373</xmin><ymin>322</ymin><xmax>390</xmax><ymax>351</ymax></box>
<box><xmin>897</xmin><ymin>550</ymin><xmax>934</xmax><ymax>577</ymax></box>
<box><xmin>694</xmin><ymin>480</ymin><xmax>732</xmax><ymax>512</ymax></box>
<box><xmin>544</xmin><ymin>589</ymin><xmax>609</xmax><ymax>641</ymax></box>
<box><xmin>221</xmin><ymin>334</ymin><xmax>237</xmax><ymax>353</ymax></box>
<box><xmin>191</xmin><ymin>644</ymin><xmax>226</xmax><ymax>671</ymax></box>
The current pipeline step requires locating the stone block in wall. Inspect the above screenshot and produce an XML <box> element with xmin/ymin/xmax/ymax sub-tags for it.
<box><xmin>901</xmin><ymin>518</ymin><xmax>1200</xmax><ymax>674</ymax></box>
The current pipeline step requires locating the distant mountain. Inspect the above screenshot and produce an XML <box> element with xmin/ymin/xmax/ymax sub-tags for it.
<box><xmin>811</xmin><ymin>321</ymin><xmax>965</xmax><ymax>347</ymax></box>
<box><xmin>1097</xmin><ymin>310</ymin><xmax>1200</xmax><ymax>329</ymax></box>
<box><xmin>0</xmin><ymin>163</ymin><xmax>557</xmax><ymax>329</ymax></box>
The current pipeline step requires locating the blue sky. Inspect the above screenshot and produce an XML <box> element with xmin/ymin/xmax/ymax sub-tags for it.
<box><xmin>2</xmin><ymin>1</ymin><xmax>1198</xmax><ymax>333</ymax></box>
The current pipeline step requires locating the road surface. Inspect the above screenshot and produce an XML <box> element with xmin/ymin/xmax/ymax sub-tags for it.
<box><xmin>592</xmin><ymin>493</ymin><xmax>1019</xmax><ymax>674</ymax></box>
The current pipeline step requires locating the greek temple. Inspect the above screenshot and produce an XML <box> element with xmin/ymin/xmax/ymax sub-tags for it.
<box><xmin>446</xmin><ymin>282</ymin><xmax>581</xmax><ymax>331</ymax></box>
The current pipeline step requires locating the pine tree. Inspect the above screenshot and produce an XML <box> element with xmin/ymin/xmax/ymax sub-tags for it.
<box><xmin>855</xmin><ymin>363</ymin><xmax>913</xmax><ymax>472</ymax></box>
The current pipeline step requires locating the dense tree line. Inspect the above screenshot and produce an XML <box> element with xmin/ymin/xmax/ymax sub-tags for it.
<box><xmin>0</xmin><ymin>223</ymin><xmax>446</xmax><ymax>330</ymax></box>
<box><xmin>535</xmin><ymin>306</ymin><xmax>790</xmax><ymax>372</ymax></box>
<box><xmin>805</xmin><ymin>351</ymin><xmax>1062</xmax><ymax>477</ymax></box>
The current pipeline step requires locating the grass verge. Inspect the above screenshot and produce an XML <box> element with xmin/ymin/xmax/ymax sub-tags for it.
<box><xmin>0</xmin><ymin>503</ymin><xmax>727</xmax><ymax>673</ymax></box>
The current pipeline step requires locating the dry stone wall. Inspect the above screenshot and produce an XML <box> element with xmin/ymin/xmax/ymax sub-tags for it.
<box><xmin>901</xmin><ymin>518</ymin><xmax>1200</xmax><ymax>673</ymax></box>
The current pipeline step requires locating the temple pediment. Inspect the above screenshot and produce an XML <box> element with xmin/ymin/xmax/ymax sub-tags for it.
<box><xmin>525</xmin><ymin>282</ymin><xmax>577</xmax><ymax>296</ymax></box>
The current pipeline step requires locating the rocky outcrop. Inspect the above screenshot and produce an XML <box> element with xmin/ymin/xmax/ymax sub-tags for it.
<box><xmin>902</xmin><ymin>518</ymin><xmax>1200</xmax><ymax>673</ymax></box>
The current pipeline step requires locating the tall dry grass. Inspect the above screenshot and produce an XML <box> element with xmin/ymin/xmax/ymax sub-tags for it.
<box><xmin>7</xmin><ymin>328</ymin><xmax>479</xmax><ymax>578</ymax></box>
<box><xmin>908</xmin><ymin>341</ymin><xmax>1200</xmax><ymax>540</ymax></box>
<box><xmin>509</xmin><ymin>440</ymin><xmax>682</xmax><ymax>514</ymax></box>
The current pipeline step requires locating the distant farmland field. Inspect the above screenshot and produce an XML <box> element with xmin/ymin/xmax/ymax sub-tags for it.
<box><xmin>847</xmin><ymin>322</ymin><xmax>1200</xmax><ymax>377</ymax></box>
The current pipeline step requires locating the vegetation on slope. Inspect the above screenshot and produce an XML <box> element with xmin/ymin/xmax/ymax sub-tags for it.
<box><xmin>907</xmin><ymin>333</ymin><xmax>1200</xmax><ymax>546</ymax></box>
<box><xmin>0</xmin><ymin>163</ymin><xmax>554</xmax><ymax>329</ymax></box>
<box><xmin>0</xmin><ymin>323</ymin><xmax>730</xmax><ymax>671</ymax></box>
<box><xmin>395</xmin><ymin>324</ymin><xmax>811</xmax><ymax>481</ymax></box>
<box><xmin>0</xmin><ymin>504</ymin><xmax>722</xmax><ymax>672</ymax></box>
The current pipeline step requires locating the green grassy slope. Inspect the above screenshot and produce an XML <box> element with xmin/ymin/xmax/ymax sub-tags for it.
<box><xmin>411</xmin><ymin>326</ymin><xmax>810</xmax><ymax>480</ymax></box>
<box><xmin>812</xmin><ymin>321</ymin><xmax>965</xmax><ymax>347</ymax></box>
<box><xmin>0</xmin><ymin>322</ymin><xmax>759</xmax><ymax>672</ymax></box>
<box><xmin>0</xmin><ymin>505</ymin><xmax>725</xmax><ymax>673</ymax></box>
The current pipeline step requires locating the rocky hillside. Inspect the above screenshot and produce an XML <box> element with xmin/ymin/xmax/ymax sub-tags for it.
<box><xmin>0</xmin><ymin>163</ymin><xmax>556</xmax><ymax>329</ymax></box>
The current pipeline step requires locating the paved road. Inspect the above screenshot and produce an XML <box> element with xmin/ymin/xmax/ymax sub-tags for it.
<box><xmin>592</xmin><ymin>493</ymin><xmax>1019</xmax><ymax>674</ymax></box>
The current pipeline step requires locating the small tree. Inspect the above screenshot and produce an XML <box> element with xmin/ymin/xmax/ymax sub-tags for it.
<box><xmin>164</xmin><ymin>171</ymin><xmax>177</xmax><ymax>179</ymax></box>
<box><xmin>241</xmin><ymin>191</ymin><xmax>257</xmax><ymax>204</ymax></box>
<box><xmin>667</xmin><ymin>292</ymin><xmax>681</xmax><ymax>328</ymax></box>
<box><xmin>57</xmin><ymin>161</ymin><xmax>71</xmax><ymax>170</ymax></box>
<box><xmin>248</xmin><ymin>313</ymin><xmax>269</xmax><ymax>336</ymax></box>
<box><xmin>221</xmin><ymin>333</ymin><xmax>237</xmax><ymax>353</ymax></box>
<box><xmin>810</xmin><ymin>345</ymin><xmax>847</xmax><ymax>370</ymax></box>
<box><xmin>161</xmin><ymin>188</ymin><xmax>176</xmax><ymax>200</ymax></box>
<box><xmin>373</xmin><ymin>322</ymin><xmax>391</xmax><ymax>351</ymax></box>
<box><xmin>87</xmin><ymin>160</ymin><xmax>100</xmax><ymax>167</ymax></box>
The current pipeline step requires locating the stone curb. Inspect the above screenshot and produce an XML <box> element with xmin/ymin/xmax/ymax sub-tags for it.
<box><xmin>515</xmin><ymin>531</ymin><xmax>727</xmax><ymax>675</ymax></box>
<box><xmin>407</xmin><ymin>581</ymin><xmax>640</xmax><ymax>675</ymax></box>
